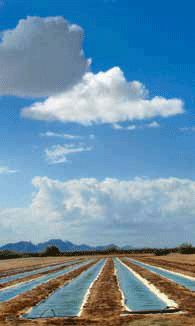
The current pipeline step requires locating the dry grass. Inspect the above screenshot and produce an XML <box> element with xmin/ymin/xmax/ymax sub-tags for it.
<box><xmin>81</xmin><ymin>258</ymin><xmax>124</xmax><ymax>319</ymax></box>
<box><xmin>120</xmin><ymin>257</ymin><xmax>195</xmax><ymax>325</ymax></box>
<box><xmin>0</xmin><ymin>260</ymin><xmax>99</xmax><ymax>322</ymax></box>
<box><xmin>1</xmin><ymin>255</ymin><xmax>195</xmax><ymax>325</ymax></box>
<box><xmin>0</xmin><ymin>259</ymin><xmax>82</xmax><ymax>290</ymax></box>
<box><xmin>0</xmin><ymin>257</ymin><xmax>72</xmax><ymax>274</ymax></box>
<box><xmin>128</xmin><ymin>253</ymin><xmax>195</xmax><ymax>277</ymax></box>
<box><xmin>150</xmin><ymin>253</ymin><xmax>195</xmax><ymax>265</ymax></box>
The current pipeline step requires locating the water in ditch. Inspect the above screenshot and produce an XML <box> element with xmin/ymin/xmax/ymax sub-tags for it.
<box><xmin>0</xmin><ymin>259</ymin><xmax>81</xmax><ymax>285</ymax></box>
<box><xmin>23</xmin><ymin>259</ymin><xmax>105</xmax><ymax>318</ymax></box>
<box><xmin>114</xmin><ymin>259</ymin><xmax>167</xmax><ymax>312</ymax></box>
<box><xmin>0</xmin><ymin>259</ymin><xmax>93</xmax><ymax>302</ymax></box>
<box><xmin>127</xmin><ymin>258</ymin><xmax>195</xmax><ymax>291</ymax></box>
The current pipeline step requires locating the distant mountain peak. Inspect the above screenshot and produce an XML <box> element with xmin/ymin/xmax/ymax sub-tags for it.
<box><xmin>0</xmin><ymin>239</ymin><xmax>133</xmax><ymax>253</ymax></box>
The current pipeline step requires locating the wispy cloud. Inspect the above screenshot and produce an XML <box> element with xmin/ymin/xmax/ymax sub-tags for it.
<box><xmin>0</xmin><ymin>166</ymin><xmax>18</xmax><ymax>174</ymax></box>
<box><xmin>45</xmin><ymin>144</ymin><xmax>93</xmax><ymax>164</ymax></box>
<box><xmin>40</xmin><ymin>131</ymin><xmax>83</xmax><ymax>139</ymax></box>
<box><xmin>112</xmin><ymin>121</ymin><xmax>160</xmax><ymax>131</ymax></box>
<box><xmin>147</xmin><ymin>121</ymin><xmax>160</xmax><ymax>128</ymax></box>
<box><xmin>112</xmin><ymin>123</ymin><xmax>137</xmax><ymax>130</ymax></box>
<box><xmin>127</xmin><ymin>125</ymin><xmax>137</xmax><ymax>130</ymax></box>
<box><xmin>179</xmin><ymin>127</ymin><xmax>195</xmax><ymax>132</ymax></box>
<box><xmin>40</xmin><ymin>131</ymin><xmax>95</xmax><ymax>140</ymax></box>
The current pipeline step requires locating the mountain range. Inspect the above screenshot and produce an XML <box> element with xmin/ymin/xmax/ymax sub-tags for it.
<box><xmin>0</xmin><ymin>239</ymin><xmax>133</xmax><ymax>253</ymax></box>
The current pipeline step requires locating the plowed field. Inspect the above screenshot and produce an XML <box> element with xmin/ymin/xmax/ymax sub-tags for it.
<box><xmin>0</xmin><ymin>254</ymin><xmax>195</xmax><ymax>326</ymax></box>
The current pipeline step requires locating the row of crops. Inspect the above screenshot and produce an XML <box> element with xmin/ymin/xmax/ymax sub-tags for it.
<box><xmin>24</xmin><ymin>259</ymin><xmax>106</xmax><ymax>318</ymax></box>
<box><xmin>0</xmin><ymin>258</ymin><xmax>93</xmax><ymax>302</ymax></box>
<box><xmin>1</xmin><ymin>255</ymin><xmax>195</xmax><ymax>319</ymax></box>
<box><xmin>127</xmin><ymin>257</ymin><xmax>195</xmax><ymax>291</ymax></box>
<box><xmin>0</xmin><ymin>258</ymin><xmax>82</xmax><ymax>284</ymax></box>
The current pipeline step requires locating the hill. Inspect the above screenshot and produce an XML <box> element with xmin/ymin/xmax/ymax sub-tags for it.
<box><xmin>0</xmin><ymin>240</ymin><xmax>133</xmax><ymax>253</ymax></box>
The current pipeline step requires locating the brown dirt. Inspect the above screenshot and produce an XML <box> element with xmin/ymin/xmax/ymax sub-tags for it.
<box><xmin>120</xmin><ymin>257</ymin><xmax>195</xmax><ymax>325</ymax></box>
<box><xmin>128</xmin><ymin>253</ymin><xmax>195</xmax><ymax>277</ymax></box>
<box><xmin>0</xmin><ymin>260</ymin><xmax>81</xmax><ymax>290</ymax></box>
<box><xmin>149</xmin><ymin>253</ymin><xmax>195</xmax><ymax>265</ymax></box>
<box><xmin>2</xmin><ymin>255</ymin><xmax>195</xmax><ymax>325</ymax></box>
<box><xmin>81</xmin><ymin>258</ymin><xmax>125</xmax><ymax>319</ymax></box>
<box><xmin>0</xmin><ymin>257</ymin><xmax>74</xmax><ymax>278</ymax></box>
<box><xmin>0</xmin><ymin>260</ymin><xmax>99</xmax><ymax>322</ymax></box>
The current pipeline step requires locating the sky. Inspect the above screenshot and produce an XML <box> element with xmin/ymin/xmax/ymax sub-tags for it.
<box><xmin>0</xmin><ymin>0</ymin><xmax>195</xmax><ymax>248</ymax></box>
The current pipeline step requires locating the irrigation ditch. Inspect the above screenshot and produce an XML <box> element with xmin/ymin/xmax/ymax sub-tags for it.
<box><xmin>0</xmin><ymin>258</ymin><xmax>83</xmax><ymax>290</ymax></box>
<box><xmin>0</xmin><ymin>258</ymin><xmax>98</xmax><ymax>321</ymax></box>
<box><xmin>1</xmin><ymin>256</ymin><xmax>195</xmax><ymax>325</ymax></box>
<box><xmin>127</xmin><ymin>258</ymin><xmax>195</xmax><ymax>291</ymax></box>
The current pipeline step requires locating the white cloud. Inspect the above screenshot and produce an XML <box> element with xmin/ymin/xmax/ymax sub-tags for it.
<box><xmin>40</xmin><ymin>131</ymin><xmax>83</xmax><ymax>139</ymax></box>
<box><xmin>179</xmin><ymin>127</ymin><xmax>195</xmax><ymax>132</ymax></box>
<box><xmin>112</xmin><ymin>123</ymin><xmax>123</xmax><ymax>130</ymax></box>
<box><xmin>112</xmin><ymin>121</ymin><xmax>159</xmax><ymax>131</ymax></box>
<box><xmin>0</xmin><ymin>16</ymin><xmax>89</xmax><ymax>97</ymax></box>
<box><xmin>0</xmin><ymin>166</ymin><xmax>17</xmax><ymax>174</ymax></box>
<box><xmin>147</xmin><ymin>121</ymin><xmax>160</xmax><ymax>128</ymax></box>
<box><xmin>22</xmin><ymin>67</ymin><xmax>184</xmax><ymax>124</ymax></box>
<box><xmin>40</xmin><ymin>131</ymin><xmax>95</xmax><ymax>140</ymax></box>
<box><xmin>45</xmin><ymin>144</ymin><xmax>93</xmax><ymax>164</ymax></box>
<box><xmin>112</xmin><ymin>123</ymin><xmax>137</xmax><ymax>130</ymax></box>
<box><xmin>127</xmin><ymin>125</ymin><xmax>137</xmax><ymax>130</ymax></box>
<box><xmin>0</xmin><ymin>176</ymin><xmax>195</xmax><ymax>246</ymax></box>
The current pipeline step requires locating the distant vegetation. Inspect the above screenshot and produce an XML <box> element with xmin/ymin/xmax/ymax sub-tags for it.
<box><xmin>0</xmin><ymin>249</ymin><xmax>21</xmax><ymax>259</ymax></box>
<box><xmin>41</xmin><ymin>245</ymin><xmax>61</xmax><ymax>257</ymax></box>
<box><xmin>153</xmin><ymin>248</ymin><xmax>170</xmax><ymax>256</ymax></box>
<box><xmin>0</xmin><ymin>242</ymin><xmax>195</xmax><ymax>259</ymax></box>
<box><xmin>176</xmin><ymin>243</ymin><xmax>195</xmax><ymax>254</ymax></box>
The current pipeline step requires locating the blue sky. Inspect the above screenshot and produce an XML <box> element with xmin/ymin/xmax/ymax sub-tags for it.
<box><xmin>0</xmin><ymin>0</ymin><xmax>195</xmax><ymax>248</ymax></box>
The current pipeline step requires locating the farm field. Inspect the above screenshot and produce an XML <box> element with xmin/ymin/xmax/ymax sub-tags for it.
<box><xmin>1</xmin><ymin>255</ymin><xmax>195</xmax><ymax>325</ymax></box>
<box><xmin>0</xmin><ymin>256</ymin><xmax>74</xmax><ymax>275</ymax></box>
<box><xmin>129</xmin><ymin>253</ymin><xmax>195</xmax><ymax>277</ymax></box>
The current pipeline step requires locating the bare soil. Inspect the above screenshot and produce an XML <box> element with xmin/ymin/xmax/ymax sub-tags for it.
<box><xmin>128</xmin><ymin>253</ymin><xmax>195</xmax><ymax>277</ymax></box>
<box><xmin>0</xmin><ymin>260</ymin><xmax>81</xmax><ymax>290</ymax></box>
<box><xmin>0</xmin><ymin>260</ymin><xmax>99</xmax><ymax>322</ymax></box>
<box><xmin>1</xmin><ymin>255</ymin><xmax>195</xmax><ymax>325</ymax></box>
<box><xmin>0</xmin><ymin>257</ymin><xmax>73</xmax><ymax>278</ymax></box>
<box><xmin>120</xmin><ymin>257</ymin><xmax>195</xmax><ymax>325</ymax></box>
<box><xmin>81</xmin><ymin>258</ymin><xmax>125</xmax><ymax>319</ymax></box>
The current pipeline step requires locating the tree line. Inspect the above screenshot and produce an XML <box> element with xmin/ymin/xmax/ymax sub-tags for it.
<box><xmin>0</xmin><ymin>242</ymin><xmax>195</xmax><ymax>259</ymax></box>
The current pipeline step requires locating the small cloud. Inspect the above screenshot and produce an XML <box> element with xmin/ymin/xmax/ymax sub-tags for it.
<box><xmin>179</xmin><ymin>127</ymin><xmax>195</xmax><ymax>132</ymax></box>
<box><xmin>89</xmin><ymin>134</ymin><xmax>95</xmax><ymax>140</ymax></box>
<box><xmin>112</xmin><ymin>123</ymin><xmax>137</xmax><ymax>130</ymax></box>
<box><xmin>127</xmin><ymin>125</ymin><xmax>137</xmax><ymax>130</ymax></box>
<box><xmin>147</xmin><ymin>121</ymin><xmax>160</xmax><ymax>128</ymax></box>
<box><xmin>112</xmin><ymin>123</ymin><xmax>123</xmax><ymax>130</ymax></box>
<box><xmin>40</xmin><ymin>131</ymin><xmax>83</xmax><ymax>139</ymax></box>
<box><xmin>112</xmin><ymin>122</ymin><xmax>160</xmax><ymax>131</ymax></box>
<box><xmin>45</xmin><ymin>144</ymin><xmax>93</xmax><ymax>164</ymax></box>
<box><xmin>0</xmin><ymin>166</ymin><xmax>18</xmax><ymax>174</ymax></box>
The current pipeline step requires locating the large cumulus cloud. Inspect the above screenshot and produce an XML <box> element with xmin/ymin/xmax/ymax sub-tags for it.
<box><xmin>0</xmin><ymin>16</ymin><xmax>89</xmax><ymax>97</ymax></box>
<box><xmin>0</xmin><ymin>16</ymin><xmax>184</xmax><ymax>124</ymax></box>
<box><xmin>22</xmin><ymin>67</ymin><xmax>184</xmax><ymax>124</ymax></box>
<box><xmin>0</xmin><ymin>176</ymin><xmax>194</xmax><ymax>246</ymax></box>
